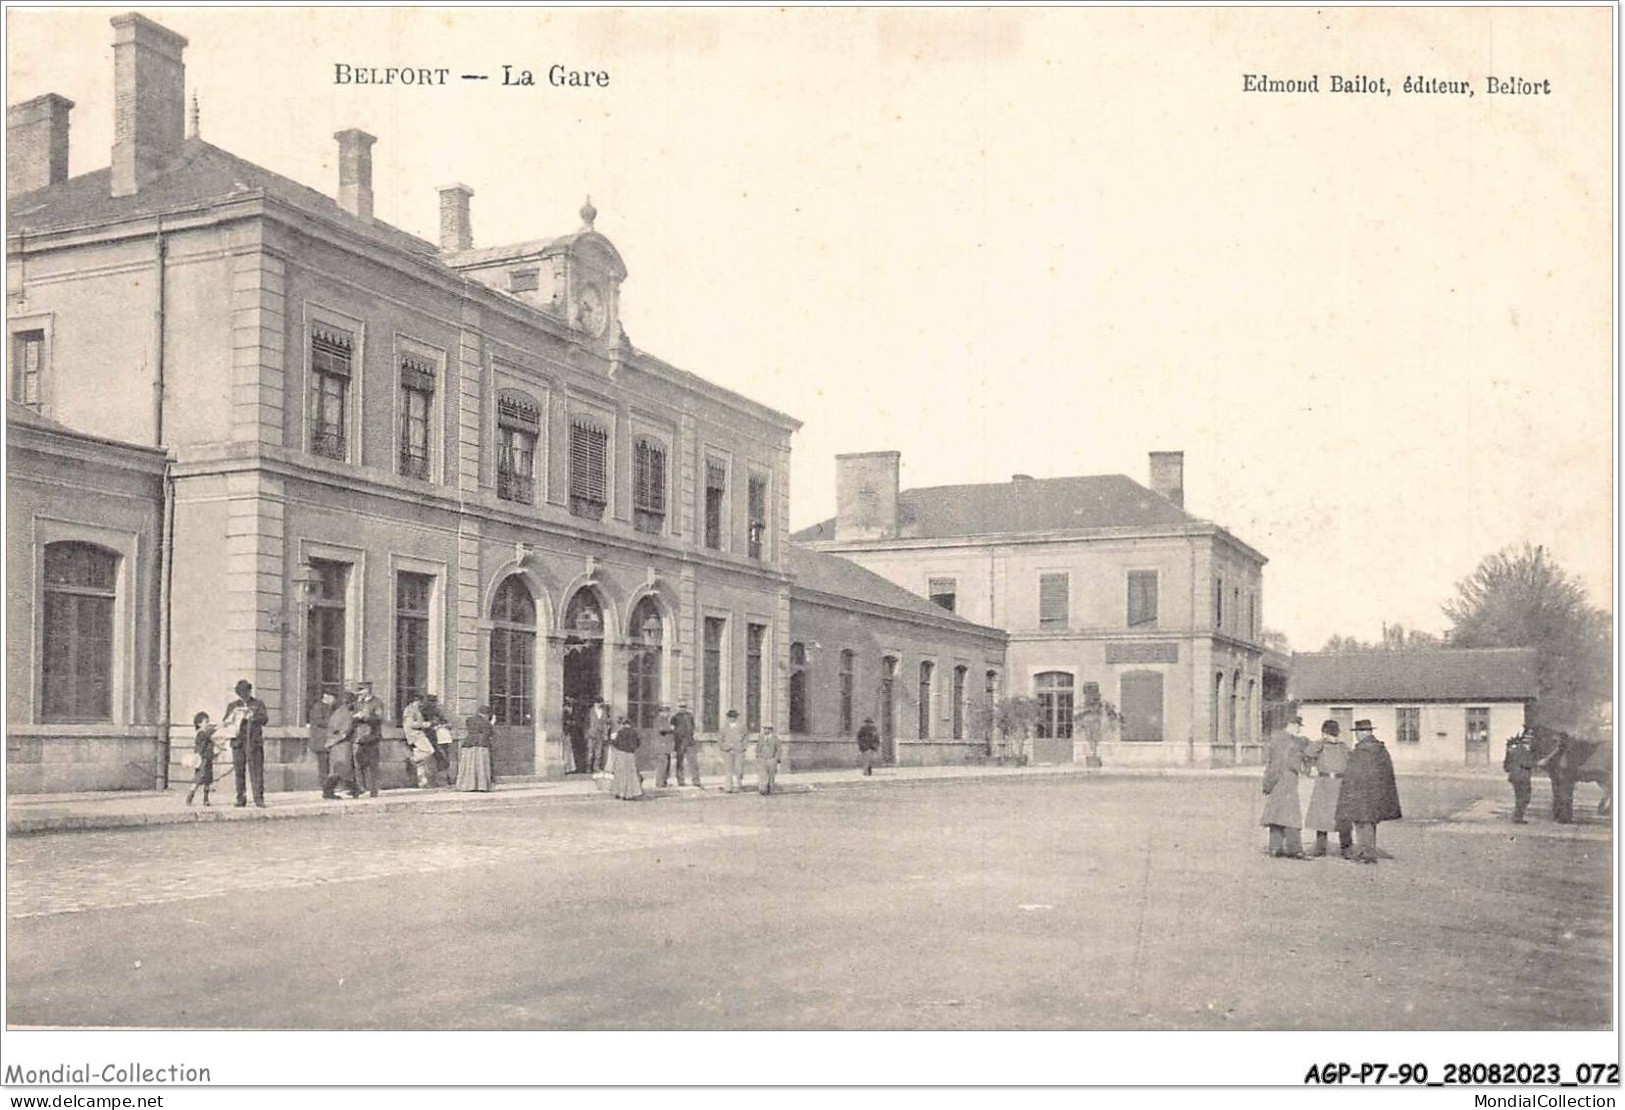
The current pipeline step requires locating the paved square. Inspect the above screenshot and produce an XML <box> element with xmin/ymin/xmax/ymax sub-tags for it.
<box><xmin>5</xmin><ymin>773</ymin><xmax>1611</xmax><ymax>1029</ymax></box>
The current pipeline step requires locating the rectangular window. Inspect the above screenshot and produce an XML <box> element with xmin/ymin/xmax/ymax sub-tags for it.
<box><xmin>952</xmin><ymin>666</ymin><xmax>966</xmax><ymax>740</ymax></box>
<box><xmin>41</xmin><ymin>543</ymin><xmax>117</xmax><ymax>722</ymax></box>
<box><xmin>747</xmin><ymin>474</ymin><xmax>768</xmax><ymax>560</ymax></box>
<box><xmin>633</xmin><ymin>438</ymin><xmax>667</xmax><ymax>534</ymax></box>
<box><xmin>1120</xmin><ymin>671</ymin><xmax>1165</xmax><ymax>741</ymax></box>
<box><xmin>398</xmin><ymin>354</ymin><xmax>434</xmax><ymax>480</ymax></box>
<box><xmin>1127</xmin><ymin>571</ymin><xmax>1158</xmax><ymax>628</ymax></box>
<box><xmin>309</xmin><ymin>324</ymin><xmax>353</xmax><ymax>461</ymax></box>
<box><xmin>702</xmin><ymin>617</ymin><xmax>725</xmax><ymax>731</ymax></box>
<box><xmin>1250</xmin><ymin>593</ymin><xmax>1258</xmax><ymax>639</ymax></box>
<box><xmin>1039</xmin><ymin>572</ymin><xmax>1069</xmax><ymax>629</ymax></box>
<box><xmin>304</xmin><ymin>559</ymin><xmax>349</xmax><ymax>710</ymax></box>
<box><xmin>746</xmin><ymin>622</ymin><xmax>766</xmax><ymax>731</ymax></box>
<box><xmin>394</xmin><ymin>572</ymin><xmax>432</xmax><ymax>723</ymax></box>
<box><xmin>496</xmin><ymin>391</ymin><xmax>540</xmax><ymax>504</ymax></box>
<box><xmin>1214</xmin><ymin>577</ymin><xmax>1224</xmax><ymax>630</ymax></box>
<box><xmin>12</xmin><ymin>329</ymin><xmax>44</xmax><ymax>411</ymax></box>
<box><xmin>1397</xmin><ymin>707</ymin><xmax>1421</xmax><ymax>744</ymax></box>
<box><xmin>704</xmin><ymin>459</ymin><xmax>726</xmax><ymax>550</ymax></box>
<box><xmin>568</xmin><ymin>420</ymin><xmax>609</xmax><ymax>519</ymax></box>
<box><xmin>1331</xmin><ymin>707</ymin><xmax>1354</xmax><ymax>738</ymax></box>
<box><xmin>839</xmin><ymin>650</ymin><xmax>855</xmax><ymax>735</ymax></box>
<box><xmin>1466</xmin><ymin>706</ymin><xmax>1491</xmax><ymax>746</ymax></box>
<box><xmin>929</xmin><ymin>577</ymin><xmax>957</xmax><ymax>613</ymax></box>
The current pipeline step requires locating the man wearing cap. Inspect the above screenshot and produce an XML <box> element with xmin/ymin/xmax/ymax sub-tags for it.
<box><xmin>351</xmin><ymin>681</ymin><xmax>387</xmax><ymax>798</ymax></box>
<box><xmin>756</xmin><ymin>724</ymin><xmax>782</xmax><ymax>795</ymax></box>
<box><xmin>1503</xmin><ymin>728</ymin><xmax>1539</xmax><ymax>824</ymax></box>
<box><xmin>650</xmin><ymin>704</ymin><xmax>676</xmax><ymax>787</ymax></box>
<box><xmin>719</xmin><ymin>709</ymin><xmax>748</xmax><ymax>793</ymax></box>
<box><xmin>670</xmin><ymin>702</ymin><xmax>699</xmax><ymax>787</ymax></box>
<box><xmin>1303</xmin><ymin>719</ymin><xmax>1354</xmax><ymax>857</ymax></box>
<box><xmin>225</xmin><ymin>679</ymin><xmax>270</xmax><ymax>808</ymax></box>
<box><xmin>1335</xmin><ymin>719</ymin><xmax>1403</xmax><ymax>863</ymax></box>
<box><xmin>1260</xmin><ymin>716</ymin><xmax>1309</xmax><ymax>858</ymax></box>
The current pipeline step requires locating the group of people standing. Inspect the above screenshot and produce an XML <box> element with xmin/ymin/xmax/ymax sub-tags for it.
<box><xmin>1260</xmin><ymin>716</ymin><xmax>1402</xmax><ymax>864</ymax></box>
<box><xmin>183</xmin><ymin>678</ymin><xmax>497</xmax><ymax>806</ymax></box>
<box><xmin>594</xmin><ymin>704</ymin><xmax>784</xmax><ymax>800</ymax></box>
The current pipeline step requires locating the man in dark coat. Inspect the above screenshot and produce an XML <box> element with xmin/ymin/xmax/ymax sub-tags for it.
<box><xmin>670</xmin><ymin>702</ymin><xmax>699</xmax><ymax>787</ymax></box>
<box><xmin>856</xmin><ymin>717</ymin><xmax>880</xmax><ymax>776</ymax></box>
<box><xmin>1503</xmin><ymin>729</ymin><xmax>1539</xmax><ymax>824</ymax></box>
<box><xmin>226</xmin><ymin>679</ymin><xmax>270</xmax><ymax>808</ymax></box>
<box><xmin>307</xmin><ymin>690</ymin><xmax>339</xmax><ymax>799</ymax></box>
<box><xmin>1334</xmin><ymin>719</ymin><xmax>1402</xmax><ymax>863</ymax></box>
<box><xmin>351</xmin><ymin>680</ymin><xmax>387</xmax><ymax>798</ymax></box>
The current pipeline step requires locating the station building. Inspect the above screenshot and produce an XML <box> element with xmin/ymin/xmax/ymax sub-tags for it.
<box><xmin>5</xmin><ymin>12</ymin><xmax>1003</xmax><ymax>792</ymax></box>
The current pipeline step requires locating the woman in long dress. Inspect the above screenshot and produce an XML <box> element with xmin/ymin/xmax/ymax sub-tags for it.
<box><xmin>456</xmin><ymin>705</ymin><xmax>495</xmax><ymax>792</ymax></box>
<box><xmin>610</xmin><ymin>715</ymin><xmax>644</xmax><ymax>800</ymax></box>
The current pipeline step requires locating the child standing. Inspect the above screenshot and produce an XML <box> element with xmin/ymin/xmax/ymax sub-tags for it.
<box><xmin>185</xmin><ymin>710</ymin><xmax>218</xmax><ymax>806</ymax></box>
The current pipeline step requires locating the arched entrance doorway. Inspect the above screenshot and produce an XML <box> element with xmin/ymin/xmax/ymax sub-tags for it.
<box><xmin>562</xmin><ymin>588</ymin><xmax>606</xmax><ymax>773</ymax></box>
<box><xmin>626</xmin><ymin>595</ymin><xmax>664</xmax><ymax>729</ymax></box>
<box><xmin>488</xmin><ymin>576</ymin><xmax>536</xmax><ymax>776</ymax></box>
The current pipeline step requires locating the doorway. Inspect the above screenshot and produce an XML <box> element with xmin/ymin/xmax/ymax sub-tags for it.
<box><xmin>562</xmin><ymin>589</ymin><xmax>606</xmax><ymax>773</ymax></box>
<box><xmin>488</xmin><ymin>576</ymin><xmax>536</xmax><ymax>776</ymax></box>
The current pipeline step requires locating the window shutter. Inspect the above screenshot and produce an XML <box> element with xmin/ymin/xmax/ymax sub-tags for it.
<box><xmin>497</xmin><ymin>390</ymin><xmax>541</xmax><ymax>432</ymax></box>
<box><xmin>706</xmin><ymin>459</ymin><xmax>726</xmax><ymax>493</ymax></box>
<box><xmin>570</xmin><ymin>420</ymin><xmax>608</xmax><ymax>502</ymax></box>
<box><xmin>634</xmin><ymin>439</ymin><xmax>667</xmax><ymax>513</ymax></box>
<box><xmin>1039</xmin><ymin>573</ymin><xmax>1069</xmax><ymax>626</ymax></box>
<box><xmin>400</xmin><ymin>353</ymin><xmax>435</xmax><ymax>393</ymax></box>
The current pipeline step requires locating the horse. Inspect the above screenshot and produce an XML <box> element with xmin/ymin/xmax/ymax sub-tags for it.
<box><xmin>1524</xmin><ymin>725</ymin><xmax>1613</xmax><ymax>821</ymax></box>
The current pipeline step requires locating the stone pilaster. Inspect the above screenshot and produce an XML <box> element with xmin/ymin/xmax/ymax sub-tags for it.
<box><xmin>229</xmin><ymin>250</ymin><xmax>285</xmax><ymax>446</ymax></box>
<box><xmin>222</xmin><ymin>469</ymin><xmax>286</xmax><ymax>719</ymax></box>
<box><xmin>676</xmin><ymin>411</ymin><xmax>697</xmax><ymax>541</ymax></box>
<box><xmin>455</xmin><ymin>303</ymin><xmax>483</xmax><ymax>497</ymax></box>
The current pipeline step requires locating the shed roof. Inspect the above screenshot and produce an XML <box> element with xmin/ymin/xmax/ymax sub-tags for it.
<box><xmin>789</xmin><ymin>545</ymin><xmax>1001</xmax><ymax>637</ymax></box>
<box><xmin>1291</xmin><ymin>648</ymin><xmax>1539</xmax><ymax>702</ymax></box>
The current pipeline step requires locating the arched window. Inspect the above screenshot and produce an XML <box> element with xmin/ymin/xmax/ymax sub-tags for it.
<box><xmin>41</xmin><ymin>542</ymin><xmax>118</xmax><ymax>722</ymax></box>
<box><xmin>918</xmin><ymin>661</ymin><xmax>935</xmax><ymax>739</ymax></box>
<box><xmin>839</xmin><ymin>649</ymin><xmax>856</xmax><ymax>734</ymax></box>
<box><xmin>489</xmin><ymin>577</ymin><xmax>535</xmax><ymax>725</ymax></box>
<box><xmin>627</xmin><ymin>596</ymin><xmax>664</xmax><ymax>729</ymax></box>
<box><xmin>1035</xmin><ymin>671</ymin><xmax>1074</xmax><ymax>740</ymax></box>
<box><xmin>788</xmin><ymin>642</ymin><xmax>809</xmax><ymax>735</ymax></box>
<box><xmin>952</xmin><ymin>665</ymin><xmax>967</xmax><ymax>740</ymax></box>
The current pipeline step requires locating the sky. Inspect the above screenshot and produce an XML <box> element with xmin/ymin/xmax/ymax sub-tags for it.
<box><xmin>6</xmin><ymin>7</ymin><xmax>1614</xmax><ymax>651</ymax></box>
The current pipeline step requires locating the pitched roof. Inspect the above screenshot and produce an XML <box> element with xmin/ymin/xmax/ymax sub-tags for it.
<box><xmin>791</xmin><ymin>474</ymin><xmax>1200</xmax><ymax>544</ymax></box>
<box><xmin>1290</xmin><ymin>648</ymin><xmax>1539</xmax><ymax>702</ymax></box>
<box><xmin>7</xmin><ymin>139</ymin><xmax>437</xmax><ymax>257</ymax></box>
<box><xmin>788</xmin><ymin>545</ymin><xmax>1001</xmax><ymax>637</ymax></box>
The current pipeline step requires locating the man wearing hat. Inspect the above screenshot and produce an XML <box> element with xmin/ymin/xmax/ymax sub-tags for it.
<box><xmin>1503</xmin><ymin>728</ymin><xmax>1539</xmax><ymax>824</ymax></box>
<box><xmin>1260</xmin><ymin>715</ymin><xmax>1309</xmax><ymax>858</ymax></box>
<box><xmin>1303</xmin><ymin>719</ymin><xmax>1354</xmax><ymax>857</ymax></box>
<box><xmin>351</xmin><ymin>680</ymin><xmax>387</xmax><ymax>798</ymax></box>
<box><xmin>225</xmin><ymin>678</ymin><xmax>270</xmax><ymax>808</ymax></box>
<box><xmin>718</xmin><ymin>708</ymin><xmax>748</xmax><ymax>793</ymax></box>
<box><xmin>670</xmin><ymin>702</ymin><xmax>699</xmax><ymax>787</ymax></box>
<box><xmin>1334</xmin><ymin>719</ymin><xmax>1403</xmax><ymax>863</ymax></box>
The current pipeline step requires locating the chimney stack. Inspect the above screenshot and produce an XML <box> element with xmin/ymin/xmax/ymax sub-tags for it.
<box><xmin>334</xmin><ymin>128</ymin><xmax>376</xmax><ymax>221</ymax></box>
<box><xmin>1149</xmin><ymin>451</ymin><xmax>1184</xmax><ymax>507</ymax></box>
<box><xmin>110</xmin><ymin>13</ymin><xmax>187</xmax><ymax>198</ymax></box>
<box><xmin>835</xmin><ymin>451</ymin><xmax>901</xmax><ymax>541</ymax></box>
<box><xmin>438</xmin><ymin>183</ymin><xmax>474</xmax><ymax>252</ymax></box>
<box><xmin>7</xmin><ymin>94</ymin><xmax>74</xmax><ymax>195</ymax></box>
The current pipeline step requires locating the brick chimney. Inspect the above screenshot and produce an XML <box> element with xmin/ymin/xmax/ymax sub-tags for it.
<box><xmin>1149</xmin><ymin>450</ymin><xmax>1184</xmax><ymax>507</ymax></box>
<box><xmin>835</xmin><ymin>451</ymin><xmax>900</xmax><ymax>541</ymax></box>
<box><xmin>110</xmin><ymin>13</ymin><xmax>188</xmax><ymax>198</ymax></box>
<box><xmin>438</xmin><ymin>183</ymin><xmax>474</xmax><ymax>252</ymax></box>
<box><xmin>7</xmin><ymin>94</ymin><xmax>74</xmax><ymax>195</ymax></box>
<box><xmin>334</xmin><ymin>128</ymin><xmax>376</xmax><ymax>221</ymax></box>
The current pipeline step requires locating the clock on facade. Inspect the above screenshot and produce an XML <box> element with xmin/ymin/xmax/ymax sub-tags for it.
<box><xmin>575</xmin><ymin>283</ymin><xmax>608</xmax><ymax>337</ymax></box>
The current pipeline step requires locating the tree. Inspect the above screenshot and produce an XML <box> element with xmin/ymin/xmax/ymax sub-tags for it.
<box><xmin>1260</xmin><ymin>629</ymin><xmax>1292</xmax><ymax>654</ymax></box>
<box><xmin>1319</xmin><ymin>625</ymin><xmax>1443</xmax><ymax>652</ymax></box>
<box><xmin>1443</xmin><ymin>543</ymin><xmax>1612</xmax><ymax>732</ymax></box>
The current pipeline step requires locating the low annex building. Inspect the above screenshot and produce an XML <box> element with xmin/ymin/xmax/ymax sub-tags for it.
<box><xmin>1291</xmin><ymin>647</ymin><xmax>1538</xmax><ymax>769</ymax></box>
<box><xmin>796</xmin><ymin>450</ymin><xmax>1269</xmax><ymax>767</ymax></box>
<box><xmin>4</xmin><ymin>12</ymin><xmax>1004</xmax><ymax>793</ymax></box>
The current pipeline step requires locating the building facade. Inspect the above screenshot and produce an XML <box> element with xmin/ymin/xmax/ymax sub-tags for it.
<box><xmin>1291</xmin><ymin>648</ymin><xmax>1537</xmax><ymax>770</ymax></box>
<box><xmin>796</xmin><ymin>451</ymin><xmax>1269</xmax><ymax>767</ymax></box>
<box><xmin>5</xmin><ymin>12</ymin><xmax>1004</xmax><ymax>793</ymax></box>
